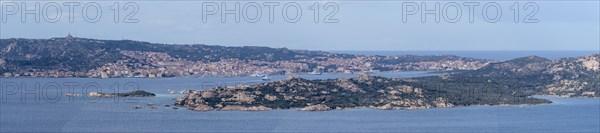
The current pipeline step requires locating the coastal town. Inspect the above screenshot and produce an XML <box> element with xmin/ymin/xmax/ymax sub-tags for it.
<box><xmin>0</xmin><ymin>36</ymin><xmax>494</xmax><ymax>78</ymax></box>
<box><xmin>1</xmin><ymin>50</ymin><xmax>491</xmax><ymax>78</ymax></box>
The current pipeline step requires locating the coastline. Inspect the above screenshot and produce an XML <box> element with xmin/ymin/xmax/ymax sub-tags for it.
<box><xmin>176</xmin><ymin>101</ymin><xmax>555</xmax><ymax>112</ymax></box>
<box><xmin>535</xmin><ymin>94</ymin><xmax>600</xmax><ymax>99</ymax></box>
<box><xmin>0</xmin><ymin>71</ymin><xmax>438</xmax><ymax>79</ymax></box>
<box><xmin>1</xmin><ymin>72</ymin><xmax>593</xmax><ymax>112</ymax></box>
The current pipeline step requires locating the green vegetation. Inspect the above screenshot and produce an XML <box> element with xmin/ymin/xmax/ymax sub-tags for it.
<box><xmin>175</xmin><ymin>75</ymin><xmax>551</xmax><ymax>111</ymax></box>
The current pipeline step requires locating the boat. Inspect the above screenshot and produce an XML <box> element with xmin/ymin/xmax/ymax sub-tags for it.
<box><xmin>64</xmin><ymin>93</ymin><xmax>82</xmax><ymax>96</ymax></box>
<box><xmin>250</xmin><ymin>73</ymin><xmax>265</xmax><ymax>77</ymax></box>
<box><xmin>363</xmin><ymin>69</ymin><xmax>380</xmax><ymax>74</ymax></box>
<box><xmin>308</xmin><ymin>70</ymin><xmax>322</xmax><ymax>75</ymax></box>
<box><xmin>261</xmin><ymin>75</ymin><xmax>271</xmax><ymax>81</ymax></box>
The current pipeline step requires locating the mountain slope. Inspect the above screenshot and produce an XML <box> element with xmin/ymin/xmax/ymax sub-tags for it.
<box><xmin>465</xmin><ymin>55</ymin><xmax>551</xmax><ymax>76</ymax></box>
<box><xmin>0</xmin><ymin>36</ymin><xmax>352</xmax><ymax>73</ymax></box>
<box><xmin>175</xmin><ymin>75</ymin><xmax>550</xmax><ymax>111</ymax></box>
<box><xmin>459</xmin><ymin>54</ymin><xmax>600</xmax><ymax>97</ymax></box>
<box><xmin>0</xmin><ymin>37</ymin><xmax>491</xmax><ymax>78</ymax></box>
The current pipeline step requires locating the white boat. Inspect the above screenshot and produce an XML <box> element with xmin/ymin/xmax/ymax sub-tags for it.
<box><xmin>250</xmin><ymin>73</ymin><xmax>265</xmax><ymax>77</ymax></box>
<box><xmin>64</xmin><ymin>93</ymin><xmax>82</xmax><ymax>96</ymax></box>
<box><xmin>363</xmin><ymin>69</ymin><xmax>380</xmax><ymax>74</ymax></box>
<box><xmin>261</xmin><ymin>76</ymin><xmax>271</xmax><ymax>81</ymax></box>
<box><xmin>308</xmin><ymin>70</ymin><xmax>322</xmax><ymax>75</ymax></box>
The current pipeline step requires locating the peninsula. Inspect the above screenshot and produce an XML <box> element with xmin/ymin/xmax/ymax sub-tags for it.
<box><xmin>175</xmin><ymin>54</ymin><xmax>599</xmax><ymax>111</ymax></box>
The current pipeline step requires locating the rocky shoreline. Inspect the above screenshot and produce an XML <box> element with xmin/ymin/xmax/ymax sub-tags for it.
<box><xmin>174</xmin><ymin>75</ymin><xmax>549</xmax><ymax>111</ymax></box>
<box><xmin>173</xmin><ymin>54</ymin><xmax>600</xmax><ymax>112</ymax></box>
<box><xmin>89</xmin><ymin>90</ymin><xmax>156</xmax><ymax>97</ymax></box>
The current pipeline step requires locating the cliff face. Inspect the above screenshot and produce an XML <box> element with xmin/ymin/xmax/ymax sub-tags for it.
<box><xmin>175</xmin><ymin>75</ymin><xmax>549</xmax><ymax>111</ymax></box>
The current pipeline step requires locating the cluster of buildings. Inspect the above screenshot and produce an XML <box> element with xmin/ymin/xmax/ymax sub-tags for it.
<box><xmin>2</xmin><ymin>51</ymin><xmax>491</xmax><ymax>78</ymax></box>
<box><xmin>379</xmin><ymin>60</ymin><xmax>488</xmax><ymax>71</ymax></box>
<box><xmin>86</xmin><ymin>51</ymin><xmax>310</xmax><ymax>78</ymax></box>
<box><xmin>2</xmin><ymin>70</ymin><xmax>87</xmax><ymax>78</ymax></box>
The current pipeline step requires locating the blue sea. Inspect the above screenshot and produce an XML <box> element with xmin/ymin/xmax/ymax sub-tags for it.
<box><xmin>1</xmin><ymin>71</ymin><xmax>599</xmax><ymax>132</ymax></box>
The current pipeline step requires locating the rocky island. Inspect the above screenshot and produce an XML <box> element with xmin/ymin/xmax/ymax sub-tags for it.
<box><xmin>89</xmin><ymin>90</ymin><xmax>156</xmax><ymax>97</ymax></box>
<box><xmin>1</xmin><ymin>37</ymin><xmax>596</xmax><ymax>111</ymax></box>
<box><xmin>175</xmin><ymin>74</ymin><xmax>550</xmax><ymax>111</ymax></box>
<box><xmin>175</xmin><ymin>54</ymin><xmax>599</xmax><ymax>111</ymax></box>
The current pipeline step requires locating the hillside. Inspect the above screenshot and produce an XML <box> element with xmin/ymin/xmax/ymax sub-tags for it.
<box><xmin>459</xmin><ymin>54</ymin><xmax>600</xmax><ymax>97</ymax></box>
<box><xmin>0</xmin><ymin>36</ymin><xmax>349</xmax><ymax>73</ymax></box>
<box><xmin>175</xmin><ymin>54</ymin><xmax>598</xmax><ymax>111</ymax></box>
<box><xmin>175</xmin><ymin>75</ymin><xmax>550</xmax><ymax>111</ymax></box>
<box><xmin>0</xmin><ymin>36</ymin><xmax>490</xmax><ymax>78</ymax></box>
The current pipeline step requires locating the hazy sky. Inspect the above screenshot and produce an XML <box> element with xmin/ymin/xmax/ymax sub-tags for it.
<box><xmin>1</xmin><ymin>1</ymin><xmax>598</xmax><ymax>51</ymax></box>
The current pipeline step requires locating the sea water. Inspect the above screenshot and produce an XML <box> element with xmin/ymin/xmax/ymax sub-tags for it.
<box><xmin>0</xmin><ymin>72</ymin><xmax>598</xmax><ymax>132</ymax></box>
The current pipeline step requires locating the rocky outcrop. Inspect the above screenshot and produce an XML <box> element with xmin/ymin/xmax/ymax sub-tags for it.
<box><xmin>175</xmin><ymin>75</ymin><xmax>548</xmax><ymax>111</ymax></box>
<box><xmin>88</xmin><ymin>90</ymin><xmax>155</xmax><ymax>97</ymax></box>
<box><xmin>464</xmin><ymin>54</ymin><xmax>600</xmax><ymax>97</ymax></box>
<box><xmin>301</xmin><ymin>104</ymin><xmax>331</xmax><ymax>111</ymax></box>
<box><xmin>434</xmin><ymin>97</ymin><xmax>454</xmax><ymax>108</ymax></box>
<box><xmin>180</xmin><ymin>90</ymin><xmax>192</xmax><ymax>94</ymax></box>
<box><xmin>264</xmin><ymin>94</ymin><xmax>278</xmax><ymax>101</ymax></box>
<box><xmin>192</xmin><ymin>104</ymin><xmax>213</xmax><ymax>111</ymax></box>
<box><xmin>579</xmin><ymin>55</ymin><xmax>600</xmax><ymax>71</ymax></box>
<box><xmin>220</xmin><ymin>105</ymin><xmax>272</xmax><ymax>111</ymax></box>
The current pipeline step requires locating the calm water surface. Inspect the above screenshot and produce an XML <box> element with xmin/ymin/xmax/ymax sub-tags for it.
<box><xmin>1</xmin><ymin>72</ymin><xmax>598</xmax><ymax>132</ymax></box>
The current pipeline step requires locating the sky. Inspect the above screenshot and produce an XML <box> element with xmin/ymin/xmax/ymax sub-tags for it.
<box><xmin>0</xmin><ymin>1</ymin><xmax>598</xmax><ymax>51</ymax></box>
